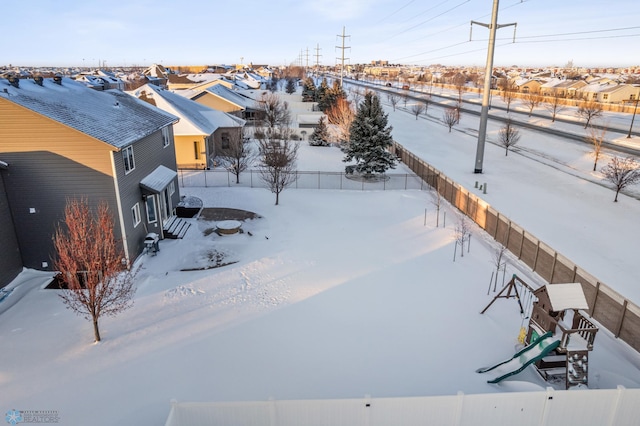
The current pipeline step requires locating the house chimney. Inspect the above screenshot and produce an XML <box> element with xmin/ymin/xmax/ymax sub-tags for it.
<box><xmin>53</xmin><ymin>75</ymin><xmax>62</xmax><ymax>85</ymax></box>
<box><xmin>33</xmin><ymin>75</ymin><xmax>44</xmax><ymax>86</ymax></box>
<box><xmin>8</xmin><ymin>75</ymin><xmax>19</xmax><ymax>88</ymax></box>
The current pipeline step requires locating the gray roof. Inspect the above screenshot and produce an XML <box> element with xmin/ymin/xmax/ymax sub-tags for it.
<box><xmin>0</xmin><ymin>77</ymin><xmax>178</xmax><ymax>149</ymax></box>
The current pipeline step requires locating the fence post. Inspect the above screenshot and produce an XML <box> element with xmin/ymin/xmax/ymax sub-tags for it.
<box><xmin>533</xmin><ymin>241</ymin><xmax>541</xmax><ymax>272</ymax></box>
<box><xmin>204</xmin><ymin>169</ymin><xmax>208</xmax><ymax>188</ymax></box>
<box><xmin>550</xmin><ymin>252</ymin><xmax>558</xmax><ymax>283</ymax></box>
<box><xmin>615</xmin><ymin>300</ymin><xmax>628</xmax><ymax>338</ymax></box>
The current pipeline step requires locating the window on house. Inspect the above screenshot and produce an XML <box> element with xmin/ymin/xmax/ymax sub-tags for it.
<box><xmin>162</xmin><ymin>127</ymin><xmax>171</xmax><ymax>147</ymax></box>
<box><xmin>123</xmin><ymin>145</ymin><xmax>135</xmax><ymax>174</ymax></box>
<box><xmin>146</xmin><ymin>196</ymin><xmax>157</xmax><ymax>223</ymax></box>
<box><xmin>169</xmin><ymin>181</ymin><xmax>175</xmax><ymax>196</ymax></box>
<box><xmin>132</xmin><ymin>203</ymin><xmax>141</xmax><ymax>227</ymax></box>
<box><xmin>221</xmin><ymin>132</ymin><xmax>230</xmax><ymax>149</ymax></box>
<box><xmin>630</xmin><ymin>94</ymin><xmax>636</xmax><ymax>100</ymax></box>
<box><xmin>194</xmin><ymin>141</ymin><xmax>201</xmax><ymax>160</ymax></box>
<box><xmin>603</xmin><ymin>94</ymin><xmax>608</xmax><ymax>100</ymax></box>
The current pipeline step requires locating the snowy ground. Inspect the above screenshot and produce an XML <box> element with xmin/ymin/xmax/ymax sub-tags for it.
<box><xmin>2</xmin><ymin>87</ymin><xmax>640</xmax><ymax>425</ymax></box>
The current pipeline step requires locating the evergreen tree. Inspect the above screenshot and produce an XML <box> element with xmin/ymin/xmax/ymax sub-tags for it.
<box><xmin>285</xmin><ymin>78</ymin><xmax>296</xmax><ymax>94</ymax></box>
<box><xmin>309</xmin><ymin>116</ymin><xmax>330</xmax><ymax>146</ymax></box>
<box><xmin>318</xmin><ymin>80</ymin><xmax>346</xmax><ymax>112</ymax></box>
<box><xmin>316</xmin><ymin>78</ymin><xmax>329</xmax><ymax>109</ymax></box>
<box><xmin>302</xmin><ymin>77</ymin><xmax>317</xmax><ymax>102</ymax></box>
<box><xmin>343</xmin><ymin>92</ymin><xmax>397</xmax><ymax>175</ymax></box>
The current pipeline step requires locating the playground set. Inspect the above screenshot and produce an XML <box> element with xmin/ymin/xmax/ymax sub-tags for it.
<box><xmin>478</xmin><ymin>275</ymin><xmax>599</xmax><ymax>389</ymax></box>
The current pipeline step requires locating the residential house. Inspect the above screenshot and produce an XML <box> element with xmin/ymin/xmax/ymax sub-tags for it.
<box><xmin>183</xmin><ymin>84</ymin><xmax>259</xmax><ymax>121</ymax></box>
<box><xmin>131</xmin><ymin>84</ymin><xmax>245</xmax><ymax>169</ymax></box>
<box><xmin>514</xmin><ymin>78</ymin><xmax>543</xmax><ymax>94</ymax></box>
<box><xmin>595</xmin><ymin>83</ymin><xmax>639</xmax><ymax>104</ymax></box>
<box><xmin>551</xmin><ymin>79</ymin><xmax>587</xmax><ymax>99</ymax></box>
<box><xmin>0</xmin><ymin>160</ymin><xmax>22</xmax><ymax>288</ymax></box>
<box><xmin>0</xmin><ymin>75</ymin><xmax>181</xmax><ymax>272</ymax></box>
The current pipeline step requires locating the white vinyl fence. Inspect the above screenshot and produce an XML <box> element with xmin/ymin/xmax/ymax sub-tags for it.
<box><xmin>165</xmin><ymin>386</ymin><xmax>640</xmax><ymax>426</ymax></box>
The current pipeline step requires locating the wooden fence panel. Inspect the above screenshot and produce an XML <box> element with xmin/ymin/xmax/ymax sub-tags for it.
<box><xmin>495</xmin><ymin>217</ymin><xmax>510</xmax><ymax>246</ymax></box>
<box><xmin>618</xmin><ymin>304</ymin><xmax>640</xmax><ymax>352</ymax></box>
<box><xmin>485</xmin><ymin>209</ymin><xmax>498</xmax><ymax>237</ymax></box>
<box><xmin>551</xmin><ymin>253</ymin><xmax>576</xmax><ymax>283</ymax></box>
<box><xmin>591</xmin><ymin>287</ymin><xmax>626</xmax><ymax>333</ymax></box>
<box><xmin>534</xmin><ymin>245</ymin><xmax>555</xmax><ymax>283</ymax></box>
<box><xmin>506</xmin><ymin>224</ymin><xmax>524</xmax><ymax>257</ymax></box>
<box><xmin>519</xmin><ymin>234</ymin><xmax>538</xmax><ymax>268</ymax></box>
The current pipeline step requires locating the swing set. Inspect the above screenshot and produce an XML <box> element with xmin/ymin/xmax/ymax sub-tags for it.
<box><xmin>481</xmin><ymin>274</ymin><xmax>535</xmax><ymax>343</ymax></box>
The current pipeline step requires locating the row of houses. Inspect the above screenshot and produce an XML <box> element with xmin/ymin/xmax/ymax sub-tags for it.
<box><xmin>0</xmin><ymin>72</ymin><xmax>263</xmax><ymax>289</ymax></box>
<box><xmin>510</xmin><ymin>76</ymin><xmax>639</xmax><ymax>104</ymax></box>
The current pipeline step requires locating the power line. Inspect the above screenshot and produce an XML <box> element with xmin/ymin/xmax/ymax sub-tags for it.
<box><xmin>374</xmin><ymin>0</ymin><xmax>417</xmax><ymax>24</ymax></box>
<box><xmin>388</xmin><ymin>0</ymin><xmax>471</xmax><ymax>39</ymax></box>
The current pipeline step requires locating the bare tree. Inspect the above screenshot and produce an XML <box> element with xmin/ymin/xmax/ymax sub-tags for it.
<box><xmin>453</xmin><ymin>216</ymin><xmax>471</xmax><ymax>261</ymax></box>
<box><xmin>491</xmin><ymin>245</ymin><xmax>508</xmax><ymax>292</ymax></box>
<box><xmin>410</xmin><ymin>102</ymin><xmax>425</xmax><ymax>120</ymax></box>
<box><xmin>523</xmin><ymin>92</ymin><xmax>543</xmax><ymax>117</ymax></box>
<box><xmin>443</xmin><ymin>107</ymin><xmax>458</xmax><ymax>132</ymax></box>
<box><xmin>577</xmin><ymin>100</ymin><xmax>603</xmax><ymax>129</ymax></box>
<box><xmin>601</xmin><ymin>156</ymin><xmax>640</xmax><ymax>202</ymax></box>
<box><xmin>431</xmin><ymin>177</ymin><xmax>443</xmax><ymax>227</ymax></box>
<box><xmin>53</xmin><ymin>198</ymin><xmax>136</xmax><ymax>342</ymax></box>
<box><xmin>349</xmin><ymin>87</ymin><xmax>364</xmax><ymax>106</ymax></box>
<box><xmin>402</xmin><ymin>92</ymin><xmax>409</xmax><ymax>108</ymax></box>
<box><xmin>422</xmin><ymin>94</ymin><xmax>431</xmax><ymax>115</ymax></box>
<box><xmin>255</xmin><ymin>126</ymin><xmax>300</xmax><ymax>205</ymax></box>
<box><xmin>544</xmin><ymin>88</ymin><xmax>566</xmax><ymax>122</ymax></box>
<box><xmin>586</xmin><ymin>123</ymin><xmax>607</xmax><ymax>172</ymax></box>
<box><xmin>453</xmin><ymin>73</ymin><xmax>466</xmax><ymax>116</ymax></box>
<box><xmin>387</xmin><ymin>92</ymin><xmax>400</xmax><ymax>111</ymax></box>
<box><xmin>325</xmin><ymin>97</ymin><xmax>355</xmax><ymax>146</ymax></box>
<box><xmin>499</xmin><ymin>80</ymin><xmax>517</xmax><ymax>113</ymax></box>
<box><xmin>216</xmin><ymin>129</ymin><xmax>256</xmax><ymax>184</ymax></box>
<box><xmin>256</xmin><ymin>92</ymin><xmax>291</xmax><ymax>129</ymax></box>
<box><xmin>497</xmin><ymin>118</ymin><xmax>521</xmax><ymax>156</ymax></box>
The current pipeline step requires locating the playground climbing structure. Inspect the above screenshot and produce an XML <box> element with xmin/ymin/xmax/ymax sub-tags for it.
<box><xmin>480</xmin><ymin>275</ymin><xmax>599</xmax><ymax>389</ymax></box>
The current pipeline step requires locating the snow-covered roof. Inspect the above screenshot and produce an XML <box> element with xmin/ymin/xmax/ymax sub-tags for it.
<box><xmin>139</xmin><ymin>165</ymin><xmax>177</xmax><ymax>193</ymax></box>
<box><xmin>203</xmin><ymin>84</ymin><xmax>257</xmax><ymax>110</ymax></box>
<box><xmin>129</xmin><ymin>84</ymin><xmax>245</xmax><ymax>136</ymax></box>
<box><xmin>545</xmin><ymin>283</ymin><xmax>589</xmax><ymax>311</ymax></box>
<box><xmin>0</xmin><ymin>77</ymin><xmax>177</xmax><ymax>149</ymax></box>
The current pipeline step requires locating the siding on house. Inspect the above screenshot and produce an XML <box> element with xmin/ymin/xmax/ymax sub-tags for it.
<box><xmin>112</xmin><ymin>126</ymin><xmax>181</xmax><ymax>260</ymax></box>
<box><xmin>0</xmin><ymin>100</ymin><xmax>119</xmax><ymax>270</ymax></box>
<box><xmin>0</xmin><ymin>167</ymin><xmax>22</xmax><ymax>288</ymax></box>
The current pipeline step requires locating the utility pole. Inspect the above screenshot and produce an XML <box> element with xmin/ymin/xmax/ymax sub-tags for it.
<box><xmin>625</xmin><ymin>98</ymin><xmax>639</xmax><ymax>138</ymax></box>
<box><xmin>336</xmin><ymin>26</ymin><xmax>350</xmax><ymax>88</ymax></box>
<box><xmin>305</xmin><ymin>47</ymin><xmax>310</xmax><ymax>71</ymax></box>
<box><xmin>471</xmin><ymin>0</ymin><xmax>516</xmax><ymax>173</ymax></box>
<box><xmin>314</xmin><ymin>43</ymin><xmax>322</xmax><ymax>71</ymax></box>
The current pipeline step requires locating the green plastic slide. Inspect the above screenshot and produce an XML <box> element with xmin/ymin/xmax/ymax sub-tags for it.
<box><xmin>476</xmin><ymin>331</ymin><xmax>561</xmax><ymax>384</ymax></box>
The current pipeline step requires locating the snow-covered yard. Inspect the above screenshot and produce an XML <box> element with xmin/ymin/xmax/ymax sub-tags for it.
<box><xmin>2</xmin><ymin>87</ymin><xmax>640</xmax><ymax>425</ymax></box>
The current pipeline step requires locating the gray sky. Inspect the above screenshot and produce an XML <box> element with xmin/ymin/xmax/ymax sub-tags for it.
<box><xmin>3</xmin><ymin>0</ymin><xmax>638</xmax><ymax>68</ymax></box>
